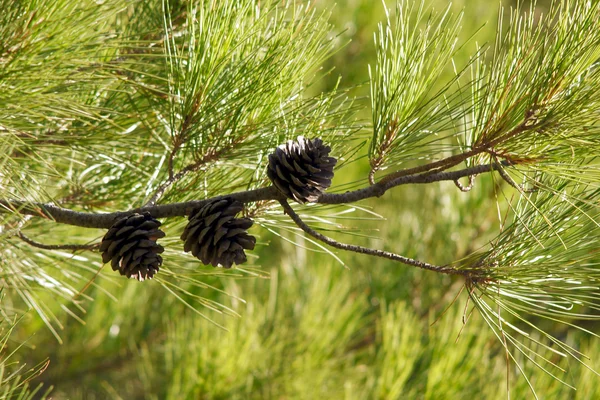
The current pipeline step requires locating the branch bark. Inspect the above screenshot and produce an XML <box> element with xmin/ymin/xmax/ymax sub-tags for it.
<box><xmin>377</xmin><ymin>121</ymin><xmax>535</xmax><ymax>185</ymax></box>
<box><xmin>0</xmin><ymin>162</ymin><xmax>504</xmax><ymax>229</ymax></box>
<box><xmin>279</xmin><ymin>199</ymin><xmax>469</xmax><ymax>276</ymax></box>
<box><xmin>145</xmin><ymin>135</ymin><xmax>247</xmax><ymax>206</ymax></box>
<box><xmin>17</xmin><ymin>232</ymin><xmax>99</xmax><ymax>251</ymax></box>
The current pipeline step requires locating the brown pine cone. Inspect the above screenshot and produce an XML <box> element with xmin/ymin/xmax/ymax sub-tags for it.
<box><xmin>99</xmin><ymin>212</ymin><xmax>165</xmax><ymax>281</ymax></box>
<box><xmin>181</xmin><ymin>198</ymin><xmax>256</xmax><ymax>268</ymax></box>
<box><xmin>267</xmin><ymin>136</ymin><xmax>337</xmax><ymax>203</ymax></box>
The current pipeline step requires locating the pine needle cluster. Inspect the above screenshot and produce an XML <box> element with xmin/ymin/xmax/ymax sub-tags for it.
<box><xmin>2</xmin><ymin>0</ymin><xmax>600</xmax><ymax>397</ymax></box>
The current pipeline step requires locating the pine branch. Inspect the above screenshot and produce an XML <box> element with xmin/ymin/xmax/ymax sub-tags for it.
<box><xmin>0</xmin><ymin>162</ymin><xmax>506</xmax><ymax>229</ymax></box>
<box><xmin>279</xmin><ymin>199</ymin><xmax>468</xmax><ymax>277</ymax></box>
<box><xmin>145</xmin><ymin>131</ymin><xmax>250</xmax><ymax>206</ymax></box>
<box><xmin>453</xmin><ymin>175</ymin><xmax>474</xmax><ymax>192</ymax></box>
<box><xmin>378</xmin><ymin>120</ymin><xmax>535</xmax><ymax>184</ymax></box>
<box><xmin>494</xmin><ymin>160</ymin><xmax>538</xmax><ymax>193</ymax></box>
<box><xmin>16</xmin><ymin>232</ymin><xmax>99</xmax><ymax>252</ymax></box>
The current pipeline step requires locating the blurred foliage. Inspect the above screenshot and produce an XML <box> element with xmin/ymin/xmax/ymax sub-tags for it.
<box><xmin>3</xmin><ymin>0</ymin><xmax>600</xmax><ymax>399</ymax></box>
<box><xmin>0</xmin><ymin>296</ymin><xmax>51</xmax><ymax>399</ymax></box>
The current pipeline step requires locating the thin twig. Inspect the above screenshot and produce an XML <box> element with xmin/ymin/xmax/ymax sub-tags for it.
<box><xmin>495</xmin><ymin>160</ymin><xmax>537</xmax><ymax>193</ymax></box>
<box><xmin>370</xmin><ymin>118</ymin><xmax>398</xmax><ymax>185</ymax></box>
<box><xmin>454</xmin><ymin>175</ymin><xmax>475</xmax><ymax>192</ymax></box>
<box><xmin>279</xmin><ymin>199</ymin><xmax>470</xmax><ymax>277</ymax></box>
<box><xmin>378</xmin><ymin>120</ymin><xmax>536</xmax><ymax>185</ymax></box>
<box><xmin>368</xmin><ymin>167</ymin><xmax>377</xmax><ymax>186</ymax></box>
<box><xmin>146</xmin><ymin>138</ymin><xmax>245</xmax><ymax>206</ymax></box>
<box><xmin>17</xmin><ymin>232</ymin><xmax>99</xmax><ymax>251</ymax></box>
<box><xmin>167</xmin><ymin>145</ymin><xmax>179</xmax><ymax>181</ymax></box>
<box><xmin>0</xmin><ymin>162</ymin><xmax>506</xmax><ymax>229</ymax></box>
<box><xmin>146</xmin><ymin>164</ymin><xmax>192</xmax><ymax>207</ymax></box>
<box><xmin>153</xmin><ymin>141</ymin><xmax>187</xmax><ymax>207</ymax></box>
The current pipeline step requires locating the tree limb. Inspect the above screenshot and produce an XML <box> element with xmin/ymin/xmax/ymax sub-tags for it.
<box><xmin>0</xmin><ymin>162</ymin><xmax>504</xmax><ymax>229</ymax></box>
<box><xmin>494</xmin><ymin>160</ymin><xmax>537</xmax><ymax>193</ymax></box>
<box><xmin>278</xmin><ymin>199</ymin><xmax>469</xmax><ymax>276</ymax></box>
<box><xmin>377</xmin><ymin>120</ymin><xmax>536</xmax><ymax>185</ymax></box>
<box><xmin>16</xmin><ymin>232</ymin><xmax>99</xmax><ymax>251</ymax></box>
<box><xmin>454</xmin><ymin>175</ymin><xmax>475</xmax><ymax>192</ymax></box>
<box><xmin>145</xmin><ymin>135</ymin><xmax>248</xmax><ymax>206</ymax></box>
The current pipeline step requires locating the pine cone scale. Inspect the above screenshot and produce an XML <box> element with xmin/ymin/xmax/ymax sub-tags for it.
<box><xmin>213</xmin><ymin>227</ymin><xmax>228</xmax><ymax>243</ymax></box>
<box><xmin>102</xmin><ymin>251</ymin><xmax>112</xmax><ymax>264</ymax></box>
<box><xmin>215</xmin><ymin>215</ymin><xmax>235</xmax><ymax>230</ymax></box>
<box><xmin>275</xmin><ymin>164</ymin><xmax>290</xmax><ymax>182</ymax></box>
<box><xmin>273</xmin><ymin>179</ymin><xmax>292</xmax><ymax>197</ymax></box>
<box><xmin>229</xmin><ymin>218</ymin><xmax>253</xmax><ymax>229</ymax></box>
<box><xmin>117</xmin><ymin>241</ymin><xmax>137</xmax><ymax>257</ymax></box>
<box><xmin>236</xmin><ymin>236</ymin><xmax>256</xmax><ymax>250</ymax></box>
<box><xmin>224</xmin><ymin>227</ymin><xmax>248</xmax><ymax>238</ymax></box>
<box><xmin>106</xmin><ymin>239</ymin><xmax>125</xmax><ymax>257</ymax></box>
<box><xmin>276</xmin><ymin>151</ymin><xmax>294</xmax><ymax>171</ymax></box>
<box><xmin>196</xmin><ymin>226</ymin><xmax>212</xmax><ymax>245</ymax></box>
<box><xmin>203</xmin><ymin>212</ymin><xmax>222</xmax><ymax>227</ymax></box>
<box><xmin>115</xmin><ymin>225</ymin><xmax>135</xmax><ymax>237</ymax></box>
<box><xmin>138</xmin><ymin>220</ymin><xmax>160</xmax><ymax>230</ymax></box>
<box><xmin>217</xmin><ymin>240</ymin><xmax>231</xmax><ymax>257</ymax></box>
<box><xmin>290</xmin><ymin>175</ymin><xmax>304</xmax><ymax>187</ymax></box>
<box><xmin>292</xmin><ymin>160</ymin><xmax>308</xmax><ymax>175</ymax></box>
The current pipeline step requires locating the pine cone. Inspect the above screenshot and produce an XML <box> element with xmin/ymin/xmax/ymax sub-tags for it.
<box><xmin>267</xmin><ymin>136</ymin><xmax>337</xmax><ymax>203</ymax></box>
<box><xmin>181</xmin><ymin>198</ymin><xmax>256</xmax><ymax>268</ymax></box>
<box><xmin>99</xmin><ymin>212</ymin><xmax>165</xmax><ymax>281</ymax></box>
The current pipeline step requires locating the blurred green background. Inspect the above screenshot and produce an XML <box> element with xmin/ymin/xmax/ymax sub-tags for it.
<box><xmin>7</xmin><ymin>0</ymin><xmax>600</xmax><ymax>399</ymax></box>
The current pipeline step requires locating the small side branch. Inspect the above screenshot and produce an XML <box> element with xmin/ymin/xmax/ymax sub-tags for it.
<box><xmin>146</xmin><ymin>167</ymin><xmax>187</xmax><ymax>207</ymax></box>
<box><xmin>495</xmin><ymin>161</ymin><xmax>537</xmax><ymax>193</ymax></box>
<box><xmin>167</xmin><ymin>146</ymin><xmax>179</xmax><ymax>181</ymax></box>
<box><xmin>368</xmin><ymin>167</ymin><xmax>377</xmax><ymax>186</ymax></box>
<box><xmin>146</xmin><ymin>139</ymin><xmax>244</xmax><ymax>206</ymax></box>
<box><xmin>317</xmin><ymin>162</ymin><xmax>501</xmax><ymax>204</ymax></box>
<box><xmin>279</xmin><ymin>200</ymin><xmax>468</xmax><ymax>277</ymax></box>
<box><xmin>454</xmin><ymin>175</ymin><xmax>475</xmax><ymax>192</ymax></box>
<box><xmin>146</xmin><ymin>158</ymin><xmax>206</xmax><ymax>206</ymax></box>
<box><xmin>377</xmin><ymin>121</ymin><xmax>534</xmax><ymax>185</ymax></box>
<box><xmin>17</xmin><ymin>232</ymin><xmax>99</xmax><ymax>251</ymax></box>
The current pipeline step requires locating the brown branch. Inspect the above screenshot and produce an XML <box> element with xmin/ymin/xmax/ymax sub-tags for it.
<box><xmin>17</xmin><ymin>232</ymin><xmax>99</xmax><ymax>251</ymax></box>
<box><xmin>495</xmin><ymin>162</ymin><xmax>538</xmax><ymax>193</ymax></box>
<box><xmin>378</xmin><ymin>120</ymin><xmax>538</xmax><ymax>185</ymax></box>
<box><xmin>146</xmin><ymin>140</ymin><xmax>244</xmax><ymax>206</ymax></box>
<box><xmin>147</xmin><ymin>120</ymin><xmax>249</xmax><ymax>206</ymax></box>
<box><xmin>368</xmin><ymin>166</ymin><xmax>378</xmax><ymax>186</ymax></box>
<box><xmin>162</xmin><ymin>88</ymin><xmax>203</xmax><ymax>189</ymax></box>
<box><xmin>369</xmin><ymin>118</ymin><xmax>398</xmax><ymax>185</ymax></box>
<box><xmin>7</xmin><ymin>129</ymin><xmax>70</xmax><ymax>158</ymax></box>
<box><xmin>454</xmin><ymin>175</ymin><xmax>475</xmax><ymax>192</ymax></box>
<box><xmin>279</xmin><ymin>199</ymin><xmax>469</xmax><ymax>277</ymax></box>
<box><xmin>146</xmin><ymin>157</ymin><xmax>201</xmax><ymax>207</ymax></box>
<box><xmin>167</xmin><ymin>144</ymin><xmax>179</xmax><ymax>181</ymax></box>
<box><xmin>0</xmin><ymin>162</ymin><xmax>507</xmax><ymax>229</ymax></box>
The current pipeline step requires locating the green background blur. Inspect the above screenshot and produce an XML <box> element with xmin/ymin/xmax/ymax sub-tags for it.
<box><xmin>13</xmin><ymin>0</ymin><xmax>600</xmax><ymax>398</ymax></box>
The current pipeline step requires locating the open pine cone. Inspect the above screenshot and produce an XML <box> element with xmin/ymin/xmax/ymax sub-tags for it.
<box><xmin>181</xmin><ymin>198</ymin><xmax>256</xmax><ymax>268</ymax></box>
<box><xmin>99</xmin><ymin>212</ymin><xmax>165</xmax><ymax>281</ymax></box>
<box><xmin>267</xmin><ymin>136</ymin><xmax>337</xmax><ymax>203</ymax></box>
